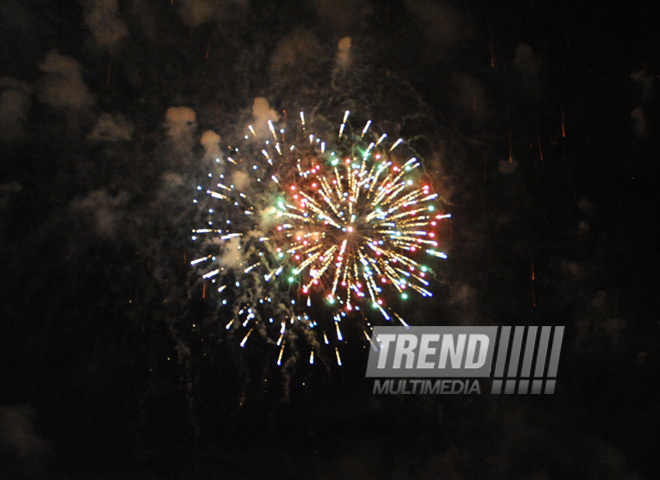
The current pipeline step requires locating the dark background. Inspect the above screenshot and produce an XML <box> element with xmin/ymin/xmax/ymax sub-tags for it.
<box><xmin>1</xmin><ymin>0</ymin><xmax>659</xmax><ymax>478</ymax></box>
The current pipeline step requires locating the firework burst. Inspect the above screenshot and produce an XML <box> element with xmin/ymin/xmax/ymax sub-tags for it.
<box><xmin>191</xmin><ymin>111</ymin><xmax>449</xmax><ymax>365</ymax></box>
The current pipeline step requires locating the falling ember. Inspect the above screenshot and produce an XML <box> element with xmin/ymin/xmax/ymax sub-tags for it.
<box><xmin>537</xmin><ymin>130</ymin><xmax>544</xmax><ymax>161</ymax></box>
<box><xmin>192</xmin><ymin>111</ymin><xmax>449</xmax><ymax>364</ymax></box>
<box><xmin>240</xmin><ymin>328</ymin><xmax>254</xmax><ymax>347</ymax></box>
<box><xmin>561</xmin><ymin>106</ymin><xmax>566</xmax><ymax>138</ymax></box>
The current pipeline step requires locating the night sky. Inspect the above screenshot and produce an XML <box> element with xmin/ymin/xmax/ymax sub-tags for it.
<box><xmin>1</xmin><ymin>1</ymin><xmax>659</xmax><ymax>478</ymax></box>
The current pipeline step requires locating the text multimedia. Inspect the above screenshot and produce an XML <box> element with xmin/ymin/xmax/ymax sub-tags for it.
<box><xmin>372</xmin><ymin>379</ymin><xmax>481</xmax><ymax>394</ymax></box>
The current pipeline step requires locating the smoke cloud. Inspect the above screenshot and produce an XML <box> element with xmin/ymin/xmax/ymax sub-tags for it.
<box><xmin>217</xmin><ymin>235</ymin><xmax>243</xmax><ymax>268</ymax></box>
<box><xmin>0</xmin><ymin>77</ymin><xmax>31</xmax><ymax>141</ymax></box>
<box><xmin>88</xmin><ymin>112</ymin><xmax>134</xmax><ymax>142</ymax></box>
<box><xmin>231</xmin><ymin>170</ymin><xmax>250</xmax><ymax>191</ymax></box>
<box><xmin>250</xmin><ymin>97</ymin><xmax>279</xmax><ymax>138</ymax></box>
<box><xmin>630</xmin><ymin>67</ymin><xmax>653</xmax><ymax>100</ymax></box>
<box><xmin>37</xmin><ymin>50</ymin><xmax>94</xmax><ymax>108</ymax></box>
<box><xmin>164</xmin><ymin>106</ymin><xmax>197</xmax><ymax>152</ymax></box>
<box><xmin>312</xmin><ymin>0</ymin><xmax>371</xmax><ymax>30</ymax></box>
<box><xmin>513</xmin><ymin>43</ymin><xmax>543</xmax><ymax>77</ymax></box>
<box><xmin>200</xmin><ymin>130</ymin><xmax>222</xmax><ymax>162</ymax></box>
<box><xmin>177</xmin><ymin>0</ymin><xmax>247</xmax><ymax>29</ymax></box>
<box><xmin>0</xmin><ymin>406</ymin><xmax>49</xmax><ymax>479</ymax></box>
<box><xmin>79</xmin><ymin>0</ymin><xmax>128</xmax><ymax>50</ymax></box>
<box><xmin>335</xmin><ymin>36</ymin><xmax>352</xmax><ymax>72</ymax></box>
<box><xmin>269</xmin><ymin>29</ymin><xmax>319</xmax><ymax>83</ymax></box>
<box><xmin>498</xmin><ymin>158</ymin><xmax>519</xmax><ymax>175</ymax></box>
<box><xmin>404</xmin><ymin>0</ymin><xmax>468</xmax><ymax>54</ymax></box>
<box><xmin>630</xmin><ymin>107</ymin><xmax>648</xmax><ymax>138</ymax></box>
<box><xmin>69</xmin><ymin>188</ymin><xmax>128</xmax><ymax>237</ymax></box>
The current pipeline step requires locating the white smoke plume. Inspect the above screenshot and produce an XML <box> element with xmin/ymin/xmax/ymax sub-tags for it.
<box><xmin>79</xmin><ymin>0</ymin><xmax>128</xmax><ymax>50</ymax></box>
<box><xmin>88</xmin><ymin>112</ymin><xmax>134</xmax><ymax>142</ymax></box>
<box><xmin>250</xmin><ymin>97</ymin><xmax>279</xmax><ymax>138</ymax></box>
<box><xmin>513</xmin><ymin>43</ymin><xmax>543</xmax><ymax>77</ymax></box>
<box><xmin>161</xmin><ymin>171</ymin><xmax>185</xmax><ymax>189</ymax></box>
<box><xmin>200</xmin><ymin>130</ymin><xmax>222</xmax><ymax>162</ymax></box>
<box><xmin>69</xmin><ymin>188</ymin><xmax>128</xmax><ymax>237</ymax></box>
<box><xmin>630</xmin><ymin>107</ymin><xmax>647</xmax><ymax>139</ymax></box>
<box><xmin>164</xmin><ymin>106</ymin><xmax>197</xmax><ymax>151</ymax></box>
<box><xmin>513</xmin><ymin>43</ymin><xmax>543</xmax><ymax>96</ymax></box>
<box><xmin>230</xmin><ymin>170</ymin><xmax>250</xmax><ymax>191</ymax></box>
<box><xmin>630</xmin><ymin>67</ymin><xmax>653</xmax><ymax>100</ymax></box>
<box><xmin>335</xmin><ymin>36</ymin><xmax>352</xmax><ymax>72</ymax></box>
<box><xmin>217</xmin><ymin>235</ymin><xmax>243</xmax><ymax>268</ymax></box>
<box><xmin>578</xmin><ymin>197</ymin><xmax>594</xmax><ymax>213</ymax></box>
<box><xmin>37</xmin><ymin>50</ymin><xmax>94</xmax><ymax>108</ymax></box>
<box><xmin>258</xmin><ymin>205</ymin><xmax>278</xmax><ymax>230</ymax></box>
<box><xmin>269</xmin><ymin>29</ymin><xmax>319</xmax><ymax>82</ymax></box>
